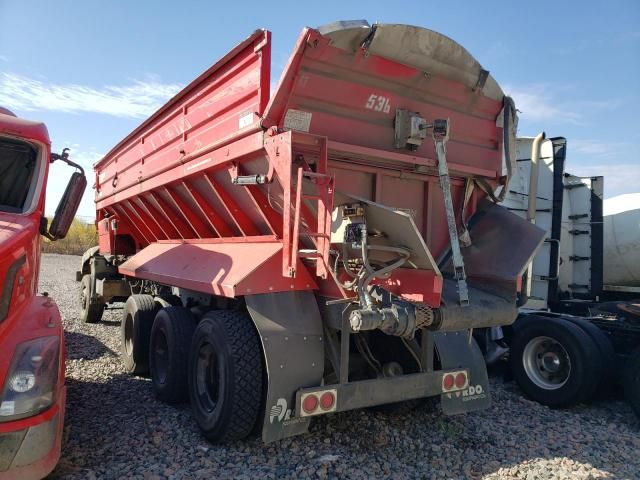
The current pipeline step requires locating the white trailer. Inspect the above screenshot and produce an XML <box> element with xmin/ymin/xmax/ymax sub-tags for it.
<box><xmin>477</xmin><ymin>135</ymin><xmax>640</xmax><ymax>417</ymax></box>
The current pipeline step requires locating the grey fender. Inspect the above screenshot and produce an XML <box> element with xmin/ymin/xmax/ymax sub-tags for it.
<box><xmin>245</xmin><ymin>291</ymin><xmax>324</xmax><ymax>443</ymax></box>
<box><xmin>80</xmin><ymin>246</ymin><xmax>100</xmax><ymax>275</ymax></box>
<box><xmin>434</xmin><ymin>331</ymin><xmax>491</xmax><ymax>414</ymax></box>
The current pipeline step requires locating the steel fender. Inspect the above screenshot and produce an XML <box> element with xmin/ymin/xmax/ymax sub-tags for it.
<box><xmin>245</xmin><ymin>291</ymin><xmax>324</xmax><ymax>443</ymax></box>
<box><xmin>79</xmin><ymin>246</ymin><xmax>100</xmax><ymax>276</ymax></box>
<box><xmin>434</xmin><ymin>331</ymin><xmax>491</xmax><ymax>414</ymax></box>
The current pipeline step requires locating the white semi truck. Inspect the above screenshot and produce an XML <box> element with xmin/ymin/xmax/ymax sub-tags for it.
<box><xmin>477</xmin><ymin>135</ymin><xmax>640</xmax><ymax>417</ymax></box>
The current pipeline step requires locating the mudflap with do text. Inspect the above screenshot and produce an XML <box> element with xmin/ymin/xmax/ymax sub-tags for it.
<box><xmin>434</xmin><ymin>331</ymin><xmax>491</xmax><ymax>415</ymax></box>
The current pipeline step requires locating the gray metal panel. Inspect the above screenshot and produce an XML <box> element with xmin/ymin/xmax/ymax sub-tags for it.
<box><xmin>435</xmin><ymin>332</ymin><xmax>491</xmax><ymax>414</ymax></box>
<box><xmin>447</xmin><ymin>201</ymin><xmax>546</xmax><ymax>293</ymax></box>
<box><xmin>333</xmin><ymin>191</ymin><xmax>440</xmax><ymax>273</ymax></box>
<box><xmin>296</xmin><ymin>371</ymin><xmax>453</xmax><ymax>413</ymax></box>
<box><xmin>245</xmin><ymin>291</ymin><xmax>324</xmax><ymax>443</ymax></box>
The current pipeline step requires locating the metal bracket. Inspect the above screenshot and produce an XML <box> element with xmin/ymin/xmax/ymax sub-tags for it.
<box><xmin>231</xmin><ymin>174</ymin><xmax>268</xmax><ymax>185</ymax></box>
<box><xmin>432</xmin><ymin>119</ymin><xmax>469</xmax><ymax>306</ymax></box>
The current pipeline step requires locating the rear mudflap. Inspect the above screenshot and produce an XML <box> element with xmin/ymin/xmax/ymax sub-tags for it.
<box><xmin>245</xmin><ymin>291</ymin><xmax>325</xmax><ymax>443</ymax></box>
<box><xmin>434</xmin><ymin>331</ymin><xmax>491</xmax><ymax>414</ymax></box>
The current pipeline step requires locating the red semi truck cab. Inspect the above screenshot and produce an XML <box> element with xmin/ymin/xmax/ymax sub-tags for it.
<box><xmin>0</xmin><ymin>108</ymin><xmax>85</xmax><ymax>479</ymax></box>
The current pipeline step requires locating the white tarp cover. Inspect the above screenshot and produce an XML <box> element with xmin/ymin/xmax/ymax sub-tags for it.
<box><xmin>318</xmin><ymin>21</ymin><xmax>504</xmax><ymax>102</ymax></box>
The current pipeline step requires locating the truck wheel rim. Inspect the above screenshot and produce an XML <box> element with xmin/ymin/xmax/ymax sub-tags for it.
<box><xmin>522</xmin><ymin>336</ymin><xmax>571</xmax><ymax>390</ymax></box>
<box><xmin>195</xmin><ymin>341</ymin><xmax>221</xmax><ymax>414</ymax></box>
<box><xmin>153</xmin><ymin>329</ymin><xmax>169</xmax><ymax>384</ymax></box>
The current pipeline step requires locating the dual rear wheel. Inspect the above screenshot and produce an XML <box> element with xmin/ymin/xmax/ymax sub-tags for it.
<box><xmin>119</xmin><ymin>295</ymin><xmax>263</xmax><ymax>441</ymax></box>
<box><xmin>509</xmin><ymin>316</ymin><xmax>614</xmax><ymax>407</ymax></box>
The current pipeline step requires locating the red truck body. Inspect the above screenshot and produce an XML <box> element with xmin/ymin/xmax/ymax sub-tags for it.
<box><xmin>0</xmin><ymin>111</ymin><xmax>65</xmax><ymax>480</ymax></box>
<box><xmin>94</xmin><ymin>26</ymin><xmax>511</xmax><ymax>301</ymax></box>
<box><xmin>85</xmin><ymin>22</ymin><xmax>545</xmax><ymax>443</ymax></box>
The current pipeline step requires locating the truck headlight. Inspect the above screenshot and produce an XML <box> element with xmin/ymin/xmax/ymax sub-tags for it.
<box><xmin>0</xmin><ymin>336</ymin><xmax>60</xmax><ymax>422</ymax></box>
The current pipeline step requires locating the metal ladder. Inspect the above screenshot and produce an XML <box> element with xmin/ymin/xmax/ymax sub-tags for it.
<box><xmin>288</xmin><ymin>138</ymin><xmax>334</xmax><ymax>279</ymax></box>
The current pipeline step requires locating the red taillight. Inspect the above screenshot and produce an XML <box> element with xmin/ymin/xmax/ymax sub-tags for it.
<box><xmin>443</xmin><ymin>374</ymin><xmax>455</xmax><ymax>390</ymax></box>
<box><xmin>300</xmin><ymin>389</ymin><xmax>338</xmax><ymax>416</ymax></box>
<box><xmin>455</xmin><ymin>372</ymin><xmax>467</xmax><ymax>388</ymax></box>
<box><xmin>319</xmin><ymin>391</ymin><xmax>335</xmax><ymax>410</ymax></box>
<box><xmin>302</xmin><ymin>394</ymin><xmax>319</xmax><ymax>414</ymax></box>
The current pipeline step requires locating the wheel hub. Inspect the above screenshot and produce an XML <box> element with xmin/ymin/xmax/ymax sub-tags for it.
<box><xmin>541</xmin><ymin>351</ymin><xmax>561</xmax><ymax>373</ymax></box>
<box><xmin>523</xmin><ymin>336</ymin><xmax>571</xmax><ymax>390</ymax></box>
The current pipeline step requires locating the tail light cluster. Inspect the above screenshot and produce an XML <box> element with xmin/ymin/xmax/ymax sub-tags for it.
<box><xmin>442</xmin><ymin>370</ymin><xmax>468</xmax><ymax>392</ymax></box>
<box><xmin>299</xmin><ymin>389</ymin><xmax>337</xmax><ymax>417</ymax></box>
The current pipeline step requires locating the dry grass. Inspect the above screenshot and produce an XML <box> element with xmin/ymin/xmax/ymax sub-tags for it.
<box><xmin>42</xmin><ymin>218</ymin><xmax>97</xmax><ymax>255</ymax></box>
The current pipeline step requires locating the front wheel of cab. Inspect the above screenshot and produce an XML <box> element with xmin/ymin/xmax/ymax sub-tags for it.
<box><xmin>188</xmin><ymin>310</ymin><xmax>264</xmax><ymax>443</ymax></box>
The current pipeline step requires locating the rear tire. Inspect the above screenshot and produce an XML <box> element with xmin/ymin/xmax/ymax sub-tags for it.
<box><xmin>510</xmin><ymin>317</ymin><xmax>600</xmax><ymax>407</ymax></box>
<box><xmin>120</xmin><ymin>295</ymin><xmax>158</xmax><ymax>375</ymax></box>
<box><xmin>154</xmin><ymin>294</ymin><xmax>182</xmax><ymax>309</ymax></box>
<box><xmin>79</xmin><ymin>274</ymin><xmax>104</xmax><ymax>324</ymax></box>
<box><xmin>150</xmin><ymin>307</ymin><xmax>197</xmax><ymax>404</ymax></box>
<box><xmin>188</xmin><ymin>310</ymin><xmax>263</xmax><ymax>443</ymax></box>
<box><xmin>623</xmin><ymin>349</ymin><xmax>640</xmax><ymax>419</ymax></box>
<box><xmin>564</xmin><ymin>317</ymin><xmax>615</xmax><ymax>398</ymax></box>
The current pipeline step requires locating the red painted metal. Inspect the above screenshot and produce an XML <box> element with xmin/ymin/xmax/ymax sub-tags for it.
<box><xmin>370</xmin><ymin>268</ymin><xmax>443</xmax><ymax>307</ymax></box>
<box><xmin>0</xmin><ymin>111</ymin><xmax>65</xmax><ymax>478</ymax></box>
<box><xmin>204</xmin><ymin>173</ymin><xmax>260</xmax><ymax>236</ymax></box>
<box><xmin>164</xmin><ymin>186</ymin><xmax>213</xmax><ymax>238</ymax></box>
<box><xmin>148</xmin><ymin>191</ymin><xmax>195</xmax><ymax>239</ymax></box>
<box><xmin>181</xmin><ymin>181</ymin><xmax>234</xmax><ymax>237</ymax></box>
<box><xmin>127</xmin><ymin>199</ymin><xmax>167</xmax><ymax>241</ymax></box>
<box><xmin>118</xmin><ymin>240</ymin><xmax>317</xmax><ymax>297</ymax></box>
<box><xmin>93</xmin><ymin>24</ymin><xmax>510</xmax><ymax>303</ymax></box>
<box><xmin>139</xmin><ymin>195</ymin><xmax>181</xmax><ymax>239</ymax></box>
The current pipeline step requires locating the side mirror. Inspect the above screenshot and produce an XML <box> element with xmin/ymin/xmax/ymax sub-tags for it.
<box><xmin>47</xmin><ymin>171</ymin><xmax>87</xmax><ymax>240</ymax></box>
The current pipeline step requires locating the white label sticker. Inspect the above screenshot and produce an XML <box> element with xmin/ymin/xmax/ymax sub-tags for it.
<box><xmin>0</xmin><ymin>401</ymin><xmax>15</xmax><ymax>416</ymax></box>
<box><xmin>238</xmin><ymin>112</ymin><xmax>254</xmax><ymax>129</ymax></box>
<box><xmin>283</xmin><ymin>109</ymin><xmax>312</xmax><ymax>132</ymax></box>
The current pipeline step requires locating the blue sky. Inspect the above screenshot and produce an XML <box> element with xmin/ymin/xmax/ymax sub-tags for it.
<box><xmin>1</xmin><ymin>0</ymin><xmax>638</xmax><ymax>219</ymax></box>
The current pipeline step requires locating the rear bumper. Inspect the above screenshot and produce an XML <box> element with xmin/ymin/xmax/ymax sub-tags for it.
<box><xmin>0</xmin><ymin>387</ymin><xmax>65</xmax><ymax>480</ymax></box>
<box><xmin>296</xmin><ymin>368</ymin><xmax>468</xmax><ymax>416</ymax></box>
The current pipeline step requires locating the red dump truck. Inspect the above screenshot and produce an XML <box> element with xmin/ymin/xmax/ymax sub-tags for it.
<box><xmin>0</xmin><ymin>107</ymin><xmax>86</xmax><ymax>479</ymax></box>
<box><xmin>78</xmin><ymin>20</ymin><xmax>545</xmax><ymax>443</ymax></box>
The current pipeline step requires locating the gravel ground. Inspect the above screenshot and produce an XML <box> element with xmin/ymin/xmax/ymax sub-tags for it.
<box><xmin>40</xmin><ymin>253</ymin><xmax>640</xmax><ymax>480</ymax></box>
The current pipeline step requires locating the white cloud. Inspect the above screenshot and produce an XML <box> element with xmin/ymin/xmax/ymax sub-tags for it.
<box><xmin>570</xmin><ymin>139</ymin><xmax>630</xmax><ymax>158</ymax></box>
<box><xmin>504</xmin><ymin>84</ymin><xmax>583</xmax><ymax>124</ymax></box>
<box><xmin>568</xmin><ymin>162</ymin><xmax>640</xmax><ymax>199</ymax></box>
<box><xmin>0</xmin><ymin>72</ymin><xmax>182</xmax><ymax>119</ymax></box>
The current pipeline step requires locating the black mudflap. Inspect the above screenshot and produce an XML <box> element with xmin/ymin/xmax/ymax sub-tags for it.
<box><xmin>246</xmin><ymin>291</ymin><xmax>325</xmax><ymax>443</ymax></box>
<box><xmin>434</xmin><ymin>331</ymin><xmax>491</xmax><ymax>415</ymax></box>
